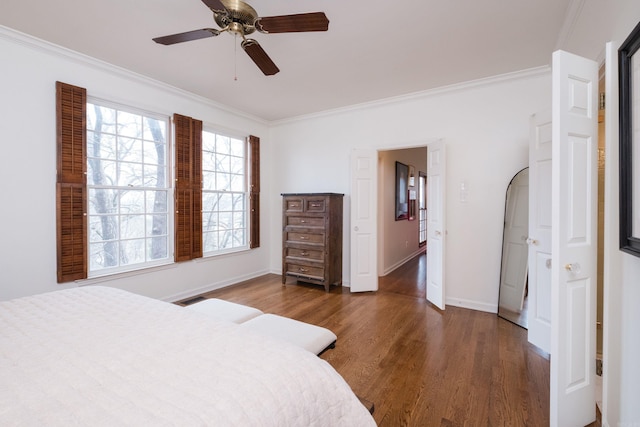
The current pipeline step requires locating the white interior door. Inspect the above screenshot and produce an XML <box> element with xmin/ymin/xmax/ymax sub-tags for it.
<box><xmin>528</xmin><ymin>109</ymin><xmax>553</xmax><ymax>354</ymax></box>
<box><xmin>550</xmin><ymin>49</ymin><xmax>598</xmax><ymax>427</ymax></box>
<box><xmin>350</xmin><ymin>148</ymin><xmax>378</xmax><ymax>292</ymax></box>
<box><xmin>426</xmin><ymin>141</ymin><xmax>446</xmax><ymax>310</ymax></box>
<box><xmin>499</xmin><ymin>168</ymin><xmax>529</xmax><ymax>312</ymax></box>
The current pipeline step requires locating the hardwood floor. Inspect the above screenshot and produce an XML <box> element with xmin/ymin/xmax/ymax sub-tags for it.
<box><xmin>195</xmin><ymin>253</ymin><xmax>551</xmax><ymax>426</ymax></box>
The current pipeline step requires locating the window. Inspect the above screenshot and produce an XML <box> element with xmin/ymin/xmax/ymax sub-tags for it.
<box><xmin>86</xmin><ymin>100</ymin><xmax>171</xmax><ymax>275</ymax></box>
<box><xmin>201</xmin><ymin>130</ymin><xmax>248</xmax><ymax>254</ymax></box>
<box><xmin>56</xmin><ymin>82</ymin><xmax>260</xmax><ymax>283</ymax></box>
<box><xmin>173</xmin><ymin>116</ymin><xmax>259</xmax><ymax>261</ymax></box>
<box><xmin>419</xmin><ymin>172</ymin><xmax>427</xmax><ymax>247</ymax></box>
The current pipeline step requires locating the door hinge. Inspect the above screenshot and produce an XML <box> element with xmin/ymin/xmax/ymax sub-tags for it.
<box><xmin>599</xmin><ymin>92</ymin><xmax>605</xmax><ymax>110</ymax></box>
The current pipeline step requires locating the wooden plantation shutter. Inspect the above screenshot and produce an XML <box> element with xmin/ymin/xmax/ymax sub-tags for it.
<box><xmin>249</xmin><ymin>135</ymin><xmax>260</xmax><ymax>248</ymax></box>
<box><xmin>174</xmin><ymin>113</ymin><xmax>203</xmax><ymax>261</ymax></box>
<box><xmin>56</xmin><ymin>81</ymin><xmax>87</xmax><ymax>282</ymax></box>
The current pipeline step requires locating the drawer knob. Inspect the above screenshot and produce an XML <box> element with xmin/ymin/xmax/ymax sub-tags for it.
<box><xmin>299</xmin><ymin>267</ymin><xmax>308</xmax><ymax>273</ymax></box>
<box><xmin>300</xmin><ymin>236</ymin><xmax>307</xmax><ymax>240</ymax></box>
<box><xmin>301</xmin><ymin>251</ymin><xmax>309</xmax><ymax>256</ymax></box>
<box><xmin>300</xmin><ymin>220</ymin><xmax>306</xmax><ymax>223</ymax></box>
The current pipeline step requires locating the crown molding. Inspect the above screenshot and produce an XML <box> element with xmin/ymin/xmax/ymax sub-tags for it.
<box><xmin>272</xmin><ymin>65</ymin><xmax>551</xmax><ymax>126</ymax></box>
<box><xmin>1</xmin><ymin>24</ymin><xmax>552</xmax><ymax>128</ymax></box>
<box><xmin>555</xmin><ymin>0</ymin><xmax>586</xmax><ymax>51</ymax></box>
<box><xmin>0</xmin><ymin>25</ymin><xmax>268</xmax><ymax>125</ymax></box>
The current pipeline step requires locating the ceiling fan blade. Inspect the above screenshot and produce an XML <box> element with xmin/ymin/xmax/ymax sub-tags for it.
<box><xmin>255</xmin><ymin>12</ymin><xmax>329</xmax><ymax>33</ymax></box>
<box><xmin>241</xmin><ymin>39</ymin><xmax>280</xmax><ymax>76</ymax></box>
<box><xmin>153</xmin><ymin>28</ymin><xmax>220</xmax><ymax>45</ymax></box>
<box><xmin>200</xmin><ymin>0</ymin><xmax>227</xmax><ymax>13</ymax></box>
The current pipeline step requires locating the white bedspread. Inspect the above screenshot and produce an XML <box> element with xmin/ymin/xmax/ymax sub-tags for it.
<box><xmin>0</xmin><ymin>286</ymin><xmax>375</xmax><ymax>426</ymax></box>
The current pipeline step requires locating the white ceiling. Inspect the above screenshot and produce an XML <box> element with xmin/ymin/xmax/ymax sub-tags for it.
<box><xmin>0</xmin><ymin>0</ymin><xmax>572</xmax><ymax>121</ymax></box>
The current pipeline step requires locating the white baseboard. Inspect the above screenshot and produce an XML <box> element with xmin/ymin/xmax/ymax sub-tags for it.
<box><xmin>380</xmin><ymin>249</ymin><xmax>425</xmax><ymax>276</ymax></box>
<box><xmin>445</xmin><ymin>297</ymin><xmax>498</xmax><ymax>314</ymax></box>
<box><xmin>163</xmin><ymin>269</ymin><xmax>271</xmax><ymax>302</ymax></box>
<box><xmin>172</xmin><ymin>267</ymin><xmax>497</xmax><ymax>315</ymax></box>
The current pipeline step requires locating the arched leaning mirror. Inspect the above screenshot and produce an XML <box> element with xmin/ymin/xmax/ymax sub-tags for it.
<box><xmin>498</xmin><ymin>167</ymin><xmax>529</xmax><ymax>329</ymax></box>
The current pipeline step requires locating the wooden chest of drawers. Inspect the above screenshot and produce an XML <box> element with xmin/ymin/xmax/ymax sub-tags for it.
<box><xmin>281</xmin><ymin>193</ymin><xmax>344</xmax><ymax>291</ymax></box>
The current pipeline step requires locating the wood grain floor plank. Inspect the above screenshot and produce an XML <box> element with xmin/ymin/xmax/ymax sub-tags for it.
<box><xmin>193</xmin><ymin>253</ymin><xmax>550</xmax><ymax>426</ymax></box>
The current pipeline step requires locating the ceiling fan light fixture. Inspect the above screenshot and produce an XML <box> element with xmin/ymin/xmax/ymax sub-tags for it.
<box><xmin>228</xmin><ymin>21</ymin><xmax>245</xmax><ymax>36</ymax></box>
<box><xmin>214</xmin><ymin>0</ymin><xmax>258</xmax><ymax>35</ymax></box>
<box><xmin>153</xmin><ymin>0</ymin><xmax>328</xmax><ymax>75</ymax></box>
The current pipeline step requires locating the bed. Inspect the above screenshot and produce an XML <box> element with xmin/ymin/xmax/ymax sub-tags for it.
<box><xmin>0</xmin><ymin>286</ymin><xmax>375</xmax><ymax>426</ymax></box>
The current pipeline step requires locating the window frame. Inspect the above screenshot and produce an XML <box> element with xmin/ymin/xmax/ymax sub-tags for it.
<box><xmin>85</xmin><ymin>97</ymin><xmax>174</xmax><ymax>277</ymax></box>
<box><xmin>201</xmin><ymin>127</ymin><xmax>251</xmax><ymax>256</ymax></box>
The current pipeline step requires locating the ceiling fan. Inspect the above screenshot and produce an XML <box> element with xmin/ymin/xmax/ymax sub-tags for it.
<box><xmin>152</xmin><ymin>0</ymin><xmax>329</xmax><ymax>76</ymax></box>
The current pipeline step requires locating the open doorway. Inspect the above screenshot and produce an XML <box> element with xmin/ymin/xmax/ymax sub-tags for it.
<box><xmin>377</xmin><ymin>147</ymin><xmax>427</xmax><ymax>277</ymax></box>
<box><xmin>350</xmin><ymin>141</ymin><xmax>444</xmax><ymax>306</ymax></box>
<box><xmin>524</xmin><ymin>50</ymin><xmax>601</xmax><ymax>426</ymax></box>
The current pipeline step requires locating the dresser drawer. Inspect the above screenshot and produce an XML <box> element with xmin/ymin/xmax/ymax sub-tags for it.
<box><xmin>285</xmin><ymin>216</ymin><xmax>325</xmax><ymax>227</ymax></box>
<box><xmin>285</xmin><ymin>263</ymin><xmax>325</xmax><ymax>280</ymax></box>
<box><xmin>286</xmin><ymin>231</ymin><xmax>324</xmax><ymax>245</ymax></box>
<box><xmin>284</xmin><ymin>198</ymin><xmax>304</xmax><ymax>213</ymax></box>
<box><xmin>305</xmin><ymin>198</ymin><xmax>326</xmax><ymax>212</ymax></box>
<box><xmin>285</xmin><ymin>247</ymin><xmax>324</xmax><ymax>262</ymax></box>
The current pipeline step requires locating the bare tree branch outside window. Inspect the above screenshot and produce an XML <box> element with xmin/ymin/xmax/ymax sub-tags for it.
<box><xmin>202</xmin><ymin>130</ymin><xmax>247</xmax><ymax>254</ymax></box>
<box><xmin>87</xmin><ymin>101</ymin><xmax>169</xmax><ymax>273</ymax></box>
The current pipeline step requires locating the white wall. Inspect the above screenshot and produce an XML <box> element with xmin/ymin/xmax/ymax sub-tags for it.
<box><xmin>0</xmin><ymin>28</ymin><xmax>271</xmax><ymax>302</ymax></box>
<box><xmin>269</xmin><ymin>71</ymin><xmax>549</xmax><ymax>312</ymax></box>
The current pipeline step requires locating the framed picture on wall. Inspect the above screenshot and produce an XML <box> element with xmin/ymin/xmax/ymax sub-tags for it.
<box><xmin>395</xmin><ymin>161</ymin><xmax>409</xmax><ymax>220</ymax></box>
<box><xmin>619</xmin><ymin>20</ymin><xmax>640</xmax><ymax>257</ymax></box>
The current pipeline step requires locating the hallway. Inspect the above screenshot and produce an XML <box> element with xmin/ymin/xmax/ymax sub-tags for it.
<box><xmin>379</xmin><ymin>251</ymin><xmax>426</xmax><ymax>299</ymax></box>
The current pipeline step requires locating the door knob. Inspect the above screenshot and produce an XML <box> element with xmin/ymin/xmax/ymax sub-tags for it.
<box><xmin>526</xmin><ymin>237</ymin><xmax>539</xmax><ymax>245</ymax></box>
<box><xmin>354</xmin><ymin>226</ymin><xmax>359</xmax><ymax>231</ymax></box>
<box><xmin>564</xmin><ymin>263</ymin><xmax>580</xmax><ymax>273</ymax></box>
<box><xmin>435</xmin><ymin>230</ymin><xmax>442</xmax><ymax>236</ymax></box>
